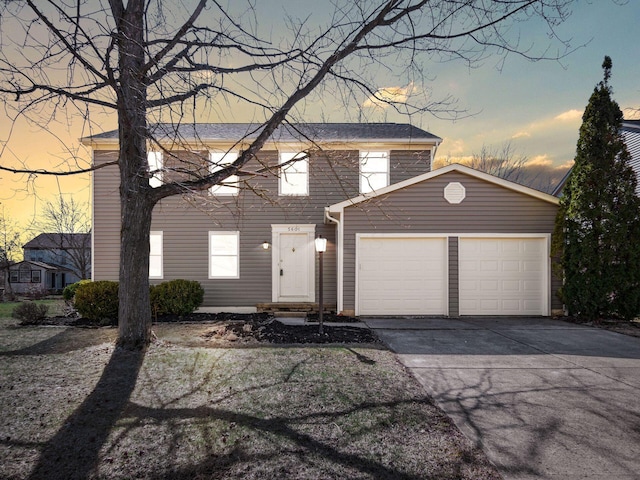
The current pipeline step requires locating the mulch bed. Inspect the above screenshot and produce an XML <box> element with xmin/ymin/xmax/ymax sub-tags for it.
<box><xmin>23</xmin><ymin>312</ymin><xmax>380</xmax><ymax>345</ymax></box>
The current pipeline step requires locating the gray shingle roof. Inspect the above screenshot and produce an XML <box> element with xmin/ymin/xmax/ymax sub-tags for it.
<box><xmin>23</xmin><ymin>233</ymin><xmax>90</xmax><ymax>250</ymax></box>
<box><xmin>85</xmin><ymin>122</ymin><xmax>441</xmax><ymax>143</ymax></box>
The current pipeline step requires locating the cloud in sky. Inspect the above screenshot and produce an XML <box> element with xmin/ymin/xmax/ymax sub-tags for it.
<box><xmin>511</xmin><ymin>109</ymin><xmax>584</xmax><ymax>140</ymax></box>
<box><xmin>363</xmin><ymin>82</ymin><xmax>414</xmax><ymax>109</ymax></box>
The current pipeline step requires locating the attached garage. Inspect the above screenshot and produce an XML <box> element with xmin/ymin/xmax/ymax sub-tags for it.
<box><xmin>459</xmin><ymin>237</ymin><xmax>549</xmax><ymax>316</ymax></box>
<box><xmin>329</xmin><ymin>164</ymin><xmax>561</xmax><ymax>317</ymax></box>
<box><xmin>357</xmin><ymin>236</ymin><xmax>447</xmax><ymax>315</ymax></box>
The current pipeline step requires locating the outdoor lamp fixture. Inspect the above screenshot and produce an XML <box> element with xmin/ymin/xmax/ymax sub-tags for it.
<box><xmin>315</xmin><ymin>236</ymin><xmax>327</xmax><ymax>334</ymax></box>
<box><xmin>314</xmin><ymin>236</ymin><xmax>327</xmax><ymax>253</ymax></box>
<box><xmin>262</xmin><ymin>241</ymin><xmax>271</xmax><ymax>250</ymax></box>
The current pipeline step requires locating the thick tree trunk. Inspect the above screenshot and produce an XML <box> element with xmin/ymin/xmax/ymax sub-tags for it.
<box><xmin>115</xmin><ymin>0</ymin><xmax>154</xmax><ymax>349</ymax></box>
<box><xmin>118</xmin><ymin>192</ymin><xmax>153</xmax><ymax>349</ymax></box>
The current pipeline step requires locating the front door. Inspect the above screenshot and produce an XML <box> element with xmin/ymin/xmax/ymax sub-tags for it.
<box><xmin>272</xmin><ymin>225</ymin><xmax>315</xmax><ymax>302</ymax></box>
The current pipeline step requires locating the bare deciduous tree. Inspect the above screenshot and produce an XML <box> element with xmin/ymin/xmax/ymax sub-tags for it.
<box><xmin>0</xmin><ymin>208</ymin><xmax>22</xmax><ymax>301</ymax></box>
<box><xmin>0</xmin><ymin>0</ymin><xmax>578</xmax><ymax>348</ymax></box>
<box><xmin>435</xmin><ymin>142</ymin><xmax>572</xmax><ymax>193</ymax></box>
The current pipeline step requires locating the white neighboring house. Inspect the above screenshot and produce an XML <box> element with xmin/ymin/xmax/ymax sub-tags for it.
<box><xmin>2</xmin><ymin>233</ymin><xmax>92</xmax><ymax>296</ymax></box>
<box><xmin>622</xmin><ymin>120</ymin><xmax>640</xmax><ymax>195</ymax></box>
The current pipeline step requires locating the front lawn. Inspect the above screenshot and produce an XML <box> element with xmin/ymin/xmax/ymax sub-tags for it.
<box><xmin>0</xmin><ymin>319</ymin><xmax>500</xmax><ymax>480</ymax></box>
<box><xmin>0</xmin><ymin>298</ymin><xmax>65</xmax><ymax>319</ymax></box>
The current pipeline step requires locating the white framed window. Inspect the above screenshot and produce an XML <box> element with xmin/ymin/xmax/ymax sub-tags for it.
<box><xmin>279</xmin><ymin>152</ymin><xmax>308</xmax><ymax>196</ymax></box>
<box><xmin>209</xmin><ymin>151</ymin><xmax>239</xmax><ymax>195</ymax></box>
<box><xmin>209</xmin><ymin>231</ymin><xmax>239</xmax><ymax>279</ymax></box>
<box><xmin>360</xmin><ymin>151</ymin><xmax>389</xmax><ymax>193</ymax></box>
<box><xmin>148</xmin><ymin>151</ymin><xmax>163</xmax><ymax>188</ymax></box>
<box><xmin>149</xmin><ymin>231</ymin><xmax>163</xmax><ymax>279</ymax></box>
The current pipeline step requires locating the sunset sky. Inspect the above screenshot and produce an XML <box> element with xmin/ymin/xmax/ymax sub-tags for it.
<box><xmin>0</xmin><ymin>0</ymin><xmax>638</xmax><ymax>233</ymax></box>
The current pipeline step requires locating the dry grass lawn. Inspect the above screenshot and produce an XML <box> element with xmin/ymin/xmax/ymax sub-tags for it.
<box><xmin>0</xmin><ymin>318</ymin><xmax>501</xmax><ymax>480</ymax></box>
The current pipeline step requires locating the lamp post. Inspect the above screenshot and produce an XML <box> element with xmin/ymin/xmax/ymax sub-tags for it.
<box><xmin>315</xmin><ymin>235</ymin><xmax>327</xmax><ymax>334</ymax></box>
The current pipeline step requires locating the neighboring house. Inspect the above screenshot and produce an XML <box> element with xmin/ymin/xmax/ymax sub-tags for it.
<box><xmin>622</xmin><ymin>119</ymin><xmax>640</xmax><ymax>195</ymax></box>
<box><xmin>552</xmin><ymin>119</ymin><xmax>640</xmax><ymax>197</ymax></box>
<box><xmin>86</xmin><ymin>123</ymin><xmax>561</xmax><ymax>316</ymax></box>
<box><xmin>23</xmin><ymin>233</ymin><xmax>91</xmax><ymax>286</ymax></box>
<box><xmin>5</xmin><ymin>260</ymin><xmax>73</xmax><ymax>295</ymax></box>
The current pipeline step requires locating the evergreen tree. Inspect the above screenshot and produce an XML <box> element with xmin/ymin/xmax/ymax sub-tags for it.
<box><xmin>553</xmin><ymin>56</ymin><xmax>640</xmax><ymax>319</ymax></box>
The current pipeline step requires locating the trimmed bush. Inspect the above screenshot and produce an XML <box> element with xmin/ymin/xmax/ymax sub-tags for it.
<box><xmin>74</xmin><ymin>280</ymin><xmax>119</xmax><ymax>325</ymax></box>
<box><xmin>12</xmin><ymin>301</ymin><xmax>49</xmax><ymax>325</ymax></box>
<box><xmin>63</xmin><ymin>280</ymin><xmax>92</xmax><ymax>301</ymax></box>
<box><xmin>150</xmin><ymin>279</ymin><xmax>204</xmax><ymax>317</ymax></box>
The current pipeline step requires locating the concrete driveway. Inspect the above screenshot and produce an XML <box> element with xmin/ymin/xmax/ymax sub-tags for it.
<box><xmin>365</xmin><ymin>317</ymin><xmax>640</xmax><ymax>480</ymax></box>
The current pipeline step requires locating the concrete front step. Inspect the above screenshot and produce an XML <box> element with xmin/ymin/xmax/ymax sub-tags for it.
<box><xmin>256</xmin><ymin>302</ymin><xmax>336</xmax><ymax>314</ymax></box>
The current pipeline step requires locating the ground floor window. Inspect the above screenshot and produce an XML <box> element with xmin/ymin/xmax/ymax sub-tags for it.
<box><xmin>149</xmin><ymin>231</ymin><xmax>163</xmax><ymax>279</ymax></box>
<box><xmin>209</xmin><ymin>231</ymin><xmax>239</xmax><ymax>279</ymax></box>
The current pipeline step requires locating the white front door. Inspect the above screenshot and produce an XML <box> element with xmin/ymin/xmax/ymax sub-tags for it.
<box><xmin>272</xmin><ymin>225</ymin><xmax>316</xmax><ymax>302</ymax></box>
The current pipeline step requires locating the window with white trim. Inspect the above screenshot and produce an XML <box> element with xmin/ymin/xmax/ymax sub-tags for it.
<box><xmin>149</xmin><ymin>231</ymin><xmax>163</xmax><ymax>279</ymax></box>
<box><xmin>359</xmin><ymin>151</ymin><xmax>389</xmax><ymax>193</ymax></box>
<box><xmin>148</xmin><ymin>151</ymin><xmax>163</xmax><ymax>188</ymax></box>
<box><xmin>209</xmin><ymin>231</ymin><xmax>239</xmax><ymax>279</ymax></box>
<box><xmin>209</xmin><ymin>151</ymin><xmax>239</xmax><ymax>195</ymax></box>
<box><xmin>279</xmin><ymin>152</ymin><xmax>308</xmax><ymax>196</ymax></box>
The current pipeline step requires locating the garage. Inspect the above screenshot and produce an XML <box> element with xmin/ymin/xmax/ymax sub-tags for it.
<box><xmin>459</xmin><ymin>237</ymin><xmax>549</xmax><ymax>316</ymax></box>
<box><xmin>357</xmin><ymin>236</ymin><xmax>447</xmax><ymax>315</ymax></box>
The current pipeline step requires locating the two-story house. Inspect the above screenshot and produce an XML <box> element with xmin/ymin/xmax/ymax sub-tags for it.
<box><xmin>86</xmin><ymin>123</ymin><xmax>561</xmax><ymax>317</ymax></box>
<box><xmin>3</xmin><ymin>233</ymin><xmax>91</xmax><ymax>294</ymax></box>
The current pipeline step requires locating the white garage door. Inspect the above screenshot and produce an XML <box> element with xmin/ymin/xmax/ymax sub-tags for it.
<box><xmin>459</xmin><ymin>237</ymin><xmax>548</xmax><ymax>316</ymax></box>
<box><xmin>357</xmin><ymin>236</ymin><xmax>447</xmax><ymax>315</ymax></box>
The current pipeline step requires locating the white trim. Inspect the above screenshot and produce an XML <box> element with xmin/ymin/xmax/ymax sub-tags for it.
<box><xmin>457</xmin><ymin>234</ymin><xmax>551</xmax><ymax>316</ymax></box>
<box><xmin>82</xmin><ymin>137</ymin><xmax>441</xmax><ymax>151</ymax></box>
<box><xmin>328</xmin><ymin>164</ymin><xmax>559</xmax><ymax>214</ymax></box>
<box><xmin>355</xmin><ymin>233</ymin><xmax>449</xmax><ymax>316</ymax></box>
<box><xmin>271</xmin><ymin>224</ymin><xmax>316</xmax><ymax>302</ymax></box>
<box><xmin>208</xmin><ymin>231</ymin><xmax>240</xmax><ymax>279</ymax></box>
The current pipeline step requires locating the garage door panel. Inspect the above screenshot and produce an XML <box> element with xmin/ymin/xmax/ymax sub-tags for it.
<box><xmin>460</xmin><ymin>238</ymin><xmax>548</xmax><ymax>316</ymax></box>
<box><xmin>358</xmin><ymin>237</ymin><xmax>446</xmax><ymax>315</ymax></box>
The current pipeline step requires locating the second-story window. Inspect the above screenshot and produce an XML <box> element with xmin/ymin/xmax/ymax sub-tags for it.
<box><xmin>209</xmin><ymin>151</ymin><xmax>239</xmax><ymax>196</ymax></box>
<box><xmin>360</xmin><ymin>151</ymin><xmax>389</xmax><ymax>193</ymax></box>
<box><xmin>279</xmin><ymin>152</ymin><xmax>308</xmax><ymax>196</ymax></box>
<box><xmin>148</xmin><ymin>151</ymin><xmax>163</xmax><ymax>188</ymax></box>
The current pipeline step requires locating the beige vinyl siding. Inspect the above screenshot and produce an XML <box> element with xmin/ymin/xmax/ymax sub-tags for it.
<box><xmin>92</xmin><ymin>150</ymin><xmax>121</xmax><ymax>281</ymax></box>
<box><xmin>93</xmin><ymin>148</ymin><xmax>431</xmax><ymax>307</ymax></box>
<box><xmin>448</xmin><ymin>237</ymin><xmax>459</xmax><ymax>317</ymax></box>
<box><xmin>389</xmin><ymin>150</ymin><xmax>432</xmax><ymax>184</ymax></box>
<box><xmin>342</xmin><ymin>170</ymin><xmax>561</xmax><ymax>313</ymax></box>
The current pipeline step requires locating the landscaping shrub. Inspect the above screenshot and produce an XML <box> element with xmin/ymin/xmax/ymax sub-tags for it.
<box><xmin>150</xmin><ymin>279</ymin><xmax>204</xmax><ymax>317</ymax></box>
<box><xmin>63</xmin><ymin>280</ymin><xmax>92</xmax><ymax>301</ymax></box>
<box><xmin>74</xmin><ymin>280</ymin><xmax>119</xmax><ymax>325</ymax></box>
<box><xmin>12</xmin><ymin>301</ymin><xmax>49</xmax><ymax>325</ymax></box>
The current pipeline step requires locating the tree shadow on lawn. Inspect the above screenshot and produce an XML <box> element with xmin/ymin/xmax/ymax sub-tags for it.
<box><xmin>22</xmin><ymin>344</ymin><xmax>497</xmax><ymax>480</ymax></box>
<box><xmin>26</xmin><ymin>347</ymin><xmax>145</xmax><ymax>480</ymax></box>
<box><xmin>0</xmin><ymin>327</ymin><xmax>117</xmax><ymax>356</ymax></box>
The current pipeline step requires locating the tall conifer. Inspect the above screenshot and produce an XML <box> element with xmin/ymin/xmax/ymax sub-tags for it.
<box><xmin>553</xmin><ymin>56</ymin><xmax>640</xmax><ymax>319</ymax></box>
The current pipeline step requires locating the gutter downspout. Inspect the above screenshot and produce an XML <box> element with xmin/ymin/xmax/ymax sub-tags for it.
<box><xmin>324</xmin><ymin>208</ymin><xmax>343</xmax><ymax>314</ymax></box>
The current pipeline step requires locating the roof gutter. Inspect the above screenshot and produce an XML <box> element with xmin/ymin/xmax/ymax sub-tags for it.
<box><xmin>324</xmin><ymin>208</ymin><xmax>343</xmax><ymax>314</ymax></box>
